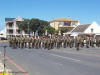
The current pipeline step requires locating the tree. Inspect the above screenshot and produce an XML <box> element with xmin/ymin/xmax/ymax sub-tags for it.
<box><xmin>43</xmin><ymin>26</ymin><xmax>55</xmax><ymax>35</ymax></box>
<box><xmin>18</xmin><ymin>20</ymin><xmax>30</xmax><ymax>33</ymax></box>
<box><xmin>60</xmin><ymin>29</ymin><xmax>69</xmax><ymax>35</ymax></box>
<box><xmin>37</xmin><ymin>20</ymin><xmax>49</xmax><ymax>36</ymax></box>
<box><xmin>18</xmin><ymin>18</ymin><xmax>49</xmax><ymax>35</ymax></box>
<box><xmin>29</xmin><ymin>18</ymin><xmax>40</xmax><ymax>32</ymax></box>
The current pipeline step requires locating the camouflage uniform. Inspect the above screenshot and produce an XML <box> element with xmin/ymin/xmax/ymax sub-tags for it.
<box><xmin>86</xmin><ymin>37</ymin><xmax>89</xmax><ymax>48</ymax></box>
<box><xmin>75</xmin><ymin>37</ymin><xmax>80</xmax><ymax>51</ymax></box>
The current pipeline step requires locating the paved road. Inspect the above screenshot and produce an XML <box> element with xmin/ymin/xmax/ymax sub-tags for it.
<box><xmin>0</xmin><ymin>43</ymin><xmax>100</xmax><ymax>75</ymax></box>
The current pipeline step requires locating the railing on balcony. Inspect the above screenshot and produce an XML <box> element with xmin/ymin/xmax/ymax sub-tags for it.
<box><xmin>6</xmin><ymin>26</ymin><xmax>14</xmax><ymax>29</ymax></box>
<box><xmin>59</xmin><ymin>24</ymin><xmax>63</xmax><ymax>27</ymax></box>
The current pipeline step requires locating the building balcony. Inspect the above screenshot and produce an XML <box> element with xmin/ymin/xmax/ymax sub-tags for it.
<box><xmin>6</xmin><ymin>33</ymin><xmax>14</xmax><ymax>35</ymax></box>
<box><xmin>16</xmin><ymin>26</ymin><xmax>19</xmax><ymax>29</ymax></box>
<box><xmin>59</xmin><ymin>25</ymin><xmax>74</xmax><ymax>28</ymax></box>
<box><xmin>59</xmin><ymin>25</ymin><xmax>63</xmax><ymax>27</ymax></box>
<box><xmin>6</xmin><ymin>26</ymin><xmax>14</xmax><ymax>29</ymax></box>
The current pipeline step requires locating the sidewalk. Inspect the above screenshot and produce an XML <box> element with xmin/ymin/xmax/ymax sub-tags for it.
<box><xmin>0</xmin><ymin>40</ymin><xmax>8</xmax><ymax>43</ymax></box>
<box><xmin>0</xmin><ymin>60</ymin><xmax>12</xmax><ymax>75</ymax></box>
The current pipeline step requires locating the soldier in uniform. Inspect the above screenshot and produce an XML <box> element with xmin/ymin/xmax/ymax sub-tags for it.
<box><xmin>96</xmin><ymin>38</ymin><xmax>100</xmax><ymax>47</ymax></box>
<box><xmin>85</xmin><ymin>36</ymin><xmax>89</xmax><ymax>48</ymax></box>
<box><xmin>47</xmin><ymin>38</ymin><xmax>51</xmax><ymax>50</ymax></box>
<box><xmin>80</xmin><ymin>37</ymin><xmax>84</xmax><ymax>48</ymax></box>
<box><xmin>35</xmin><ymin>37</ymin><xmax>39</xmax><ymax>49</ymax></box>
<box><xmin>56</xmin><ymin>37</ymin><xmax>60</xmax><ymax>49</ymax></box>
<box><xmin>9</xmin><ymin>36</ymin><xmax>13</xmax><ymax>47</ymax></box>
<box><xmin>21</xmin><ymin>36</ymin><xmax>24</xmax><ymax>48</ymax></box>
<box><xmin>69</xmin><ymin>37</ymin><xmax>74</xmax><ymax>48</ymax></box>
<box><xmin>90</xmin><ymin>37</ymin><xmax>95</xmax><ymax>47</ymax></box>
<box><xmin>17</xmin><ymin>37</ymin><xmax>20</xmax><ymax>48</ymax></box>
<box><xmin>28</xmin><ymin>37</ymin><xmax>32</xmax><ymax>49</ymax></box>
<box><xmin>66</xmin><ymin>37</ymin><xmax>70</xmax><ymax>47</ymax></box>
<box><xmin>32</xmin><ymin>37</ymin><xmax>35</xmax><ymax>48</ymax></box>
<box><xmin>41</xmin><ymin>37</ymin><xmax>44</xmax><ymax>49</ymax></box>
<box><xmin>98</xmin><ymin>38</ymin><xmax>100</xmax><ymax>47</ymax></box>
<box><xmin>75</xmin><ymin>36</ymin><xmax>80</xmax><ymax>51</ymax></box>
<box><xmin>15</xmin><ymin>36</ymin><xmax>19</xmax><ymax>48</ymax></box>
<box><xmin>63</xmin><ymin>37</ymin><xmax>67</xmax><ymax>48</ymax></box>
<box><xmin>12</xmin><ymin>36</ymin><xmax>17</xmax><ymax>48</ymax></box>
<box><xmin>24</xmin><ymin>36</ymin><xmax>27</xmax><ymax>48</ymax></box>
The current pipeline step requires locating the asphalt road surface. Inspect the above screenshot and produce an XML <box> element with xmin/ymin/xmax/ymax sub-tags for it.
<box><xmin>0</xmin><ymin>43</ymin><xmax>100</xmax><ymax>75</ymax></box>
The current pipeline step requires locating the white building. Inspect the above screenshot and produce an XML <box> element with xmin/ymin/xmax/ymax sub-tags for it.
<box><xmin>5</xmin><ymin>16</ymin><xmax>25</xmax><ymax>38</ymax></box>
<box><xmin>69</xmin><ymin>22</ymin><xmax>100</xmax><ymax>36</ymax></box>
<box><xmin>0</xmin><ymin>28</ymin><xmax>6</xmax><ymax>39</ymax></box>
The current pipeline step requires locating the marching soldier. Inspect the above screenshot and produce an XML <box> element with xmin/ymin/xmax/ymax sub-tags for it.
<box><xmin>17</xmin><ymin>37</ymin><xmax>21</xmax><ymax>48</ymax></box>
<box><xmin>9</xmin><ymin>36</ymin><xmax>13</xmax><ymax>47</ymax></box>
<box><xmin>80</xmin><ymin>37</ymin><xmax>84</xmax><ymax>48</ymax></box>
<box><xmin>12</xmin><ymin>36</ymin><xmax>17</xmax><ymax>48</ymax></box>
<box><xmin>56</xmin><ymin>38</ymin><xmax>60</xmax><ymax>49</ymax></box>
<box><xmin>28</xmin><ymin>37</ymin><xmax>32</xmax><ymax>49</ymax></box>
<box><xmin>75</xmin><ymin>36</ymin><xmax>80</xmax><ymax>51</ymax></box>
<box><xmin>66</xmin><ymin>37</ymin><xmax>70</xmax><ymax>47</ymax></box>
<box><xmin>69</xmin><ymin>37</ymin><xmax>74</xmax><ymax>48</ymax></box>
<box><xmin>86</xmin><ymin>37</ymin><xmax>89</xmax><ymax>48</ymax></box>
<box><xmin>24</xmin><ymin>36</ymin><xmax>27</xmax><ymax>48</ymax></box>
<box><xmin>96</xmin><ymin>38</ymin><xmax>100</xmax><ymax>47</ymax></box>
<box><xmin>32</xmin><ymin>37</ymin><xmax>35</xmax><ymax>48</ymax></box>
<box><xmin>21</xmin><ymin>36</ymin><xmax>24</xmax><ymax>48</ymax></box>
<box><xmin>91</xmin><ymin>37</ymin><xmax>95</xmax><ymax>47</ymax></box>
<box><xmin>63</xmin><ymin>37</ymin><xmax>67</xmax><ymax>48</ymax></box>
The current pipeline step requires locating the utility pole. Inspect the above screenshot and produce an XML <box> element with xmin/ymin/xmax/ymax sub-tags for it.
<box><xmin>27</xmin><ymin>22</ymin><xmax>30</xmax><ymax>37</ymax></box>
<box><xmin>0</xmin><ymin>46</ymin><xmax>28</xmax><ymax>75</ymax></box>
<box><xmin>3</xmin><ymin>46</ymin><xmax>7</xmax><ymax>75</ymax></box>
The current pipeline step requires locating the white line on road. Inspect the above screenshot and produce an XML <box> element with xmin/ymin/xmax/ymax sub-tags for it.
<box><xmin>0</xmin><ymin>51</ymin><xmax>2</xmax><ymax>54</ymax></box>
<box><xmin>49</xmin><ymin>53</ymin><xmax>100</xmax><ymax>68</ymax></box>
<box><xmin>50</xmin><ymin>53</ymin><xmax>81</xmax><ymax>62</ymax></box>
<box><xmin>53</xmin><ymin>50</ymin><xmax>100</xmax><ymax>57</ymax></box>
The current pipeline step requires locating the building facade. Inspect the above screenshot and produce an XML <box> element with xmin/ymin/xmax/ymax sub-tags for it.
<box><xmin>5</xmin><ymin>16</ymin><xmax>24</xmax><ymax>38</ymax></box>
<box><xmin>50</xmin><ymin>18</ymin><xmax>80</xmax><ymax>31</ymax></box>
<box><xmin>69</xmin><ymin>22</ymin><xmax>100</xmax><ymax>37</ymax></box>
<box><xmin>0</xmin><ymin>28</ymin><xmax>6</xmax><ymax>39</ymax></box>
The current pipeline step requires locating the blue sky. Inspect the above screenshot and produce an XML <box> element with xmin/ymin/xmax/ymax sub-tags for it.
<box><xmin>0</xmin><ymin>0</ymin><xmax>100</xmax><ymax>30</ymax></box>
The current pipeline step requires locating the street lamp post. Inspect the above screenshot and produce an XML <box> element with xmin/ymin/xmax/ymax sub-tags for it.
<box><xmin>3</xmin><ymin>46</ymin><xmax>7</xmax><ymax>75</ymax></box>
<box><xmin>27</xmin><ymin>22</ymin><xmax>30</xmax><ymax>37</ymax></box>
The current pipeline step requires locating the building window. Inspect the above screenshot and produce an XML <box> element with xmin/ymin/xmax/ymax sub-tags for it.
<box><xmin>8</xmin><ymin>29</ymin><xmax>13</xmax><ymax>34</ymax></box>
<box><xmin>72</xmin><ymin>22</ymin><xmax>76</xmax><ymax>26</ymax></box>
<box><xmin>64</xmin><ymin>22</ymin><xmax>70</xmax><ymax>26</ymax></box>
<box><xmin>58</xmin><ymin>22</ymin><xmax>63</xmax><ymax>27</ymax></box>
<box><xmin>17</xmin><ymin>30</ymin><xmax>20</xmax><ymax>34</ymax></box>
<box><xmin>58</xmin><ymin>22</ymin><xmax>62</xmax><ymax>25</ymax></box>
<box><xmin>91</xmin><ymin>28</ymin><xmax>93</xmax><ymax>33</ymax></box>
<box><xmin>9</xmin><ymin>22</ymin><xmax>13</xmax><ymax>27</ymax></box>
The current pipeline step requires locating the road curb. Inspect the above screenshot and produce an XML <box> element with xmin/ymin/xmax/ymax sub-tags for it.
<box><xmin>0</xmin><ymin>40</ymin><xmax>9</xmax><ymax>43</ymax></box>
<box><xmin>0</xmin><ymin>60</ymin><xmax>12</xmax><ymax>75</ymax></box>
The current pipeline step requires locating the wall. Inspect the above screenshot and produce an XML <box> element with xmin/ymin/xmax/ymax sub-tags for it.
<box><xmin>84</xmin><ymin>22</ymin><xmax>100</xmax><ymax>34</ymax></box>
<box><xmin>50</xmin><ymin>22</ymin><xmax>59</xmax><ymax>30</ymax></box>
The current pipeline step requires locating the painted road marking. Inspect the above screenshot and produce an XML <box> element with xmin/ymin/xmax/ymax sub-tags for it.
<box><xmin>49</xmin><ymin>53</ymin><xmax>100</xmax><ymax>68</ymax></box>
<box><xmin>50</xmin><ymin>53</ymin><xmax>81</xmax><ymax>62</ymax></box>
<box><xmin>53</xmin><ymin>50</ymin><xmax>100</xmax><ymax>57</ymax></box>
<box><xmin>0</xmin><ymin>52</ymin><xmax>1</xmax><ymax>55</ymax></box>
<box><xmin>1</xmin><ymin>54</ymin><xmax>29</xmax><ymax>75</ymax></box>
